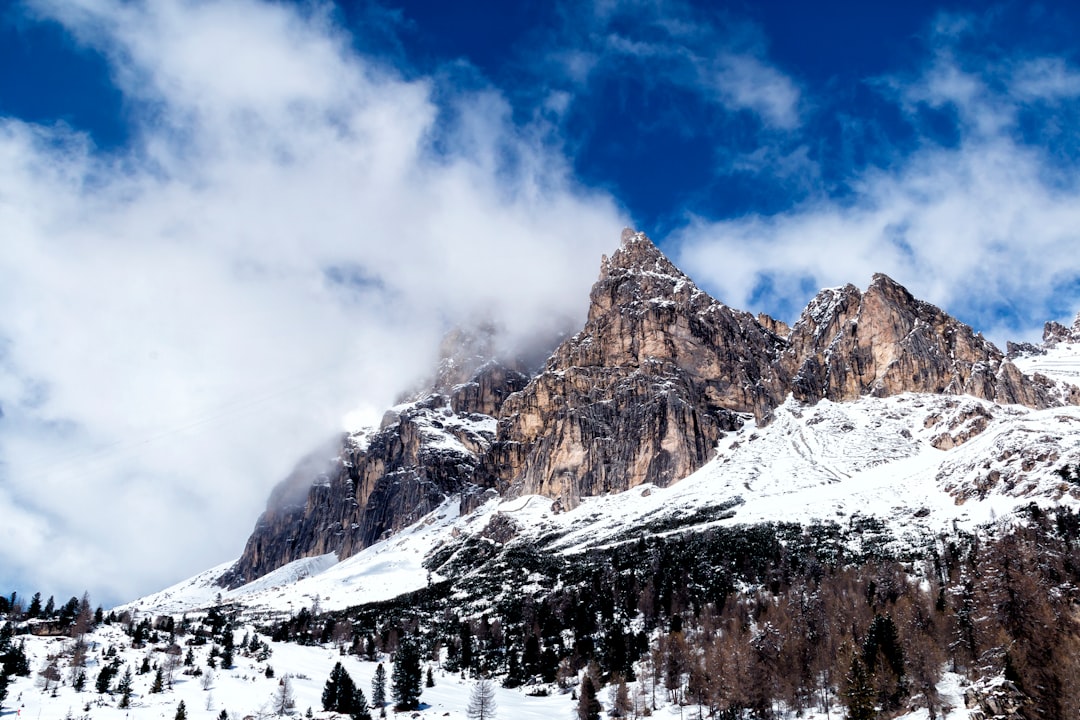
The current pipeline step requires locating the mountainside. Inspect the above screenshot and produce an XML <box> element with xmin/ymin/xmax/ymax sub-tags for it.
<box><xmin>216</xmin><ymin>229</ymin><xmax>1079</xmax><ymax>589</ymax></box>
<box><xmin>20</xmin><ymin>231</ymin><xmax>1080</xmax><ymax>720</ymax></box>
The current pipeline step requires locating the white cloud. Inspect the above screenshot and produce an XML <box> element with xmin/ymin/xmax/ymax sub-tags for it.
<box><xmin>1</xmin><ymin>0</ymin><xmax>625</xmax><ymax>604</ymax></box>
<box><xmin>675</xmin><ymin>47</ymin><xmax>1080</xmax><ymax>346</ymax></box>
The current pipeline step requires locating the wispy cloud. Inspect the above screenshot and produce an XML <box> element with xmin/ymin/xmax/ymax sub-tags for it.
<box><xmin>676</xmin><ymin>15</ymin><xmax>1080</xmax><ymax>344</ymax></box>
<box><xmin>0</xmin><ymin>0</ymin><xmax>625</xmax><ymax>604</ymax></box>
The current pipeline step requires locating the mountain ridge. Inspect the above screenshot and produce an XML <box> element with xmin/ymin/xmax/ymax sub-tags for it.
<box><xmin>217</xmin><ymin>229</ymin><xmax>1079</xmax><ymax>590</ymax></box>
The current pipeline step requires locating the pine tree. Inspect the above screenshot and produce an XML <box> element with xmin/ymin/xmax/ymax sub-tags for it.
<box><xmin>27</xmin><ymin>592</ymin><xmax>42</xmax><ymax>619</ymax></box>
<box><xmin>118</xmin><ymin>666</ymin><xmax>134</xmax><ymax>708</ymax></box>
<box><xmin>843</xmin><ymin>655</ymin><xmax>876</xmax><ymax>720</ymax></box>
<box><xmin>175</xmin><ymin>699</ymin><xmax>187</xmax><ymax>720</ymax></box>
<box><xmin>218</xmin><ymin>711</ymin><xmax>229</xmax><ymax>720</ymax></box>
<box><xmin>221</xmin><ymin>626</ymin><xmax>235</xmax><ymax>670</ymax></box>
<box><xmin>323</xmin><ymin>662</ymin><xmax>366</xmax><ymax>715</ymax></box>
<box><xmin>96</xmin><ymin>664</ymin><xmax>114</xmax><ymax>694</ymax></box>
<box><xmin>392</xmin><ymin>638</ymin><xmax>423</xmax><ymax>710</ymax></box>
<box><xmin>0</xmin><ymin>668</ymin><xmax>8</xmax><ymax>710</ymax></box>
<box><xmin>467</xmin><ymin>678</ymin><xmax>497</xmax><ymax>720</ymax></box>
<box><xmin>426</xmin><ymin>666</ymin><xmax>435</xmax><ymax>687</ymax></box>
<box><xmin>151</xmin><ymin>667</ymin><xmax>165</xmax><ymax>693</ymax></box>
<box><xmin>72</xmin><ymin>669</ymin><xmax>87</xmax><ymax>692</ymax></box>
<box><xmin>372</xmin><ymin>663</ymin><xmax>387</xmax><ymax>709</ymax></box>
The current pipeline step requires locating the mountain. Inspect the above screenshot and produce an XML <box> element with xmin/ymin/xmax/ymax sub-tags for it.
<box><xmin>19</xmin><ymin>230</ymin><xmax>1080</xmax><ymax>720</ymax></box>
<box><xmin>122</xmin><ymin>229</ymin><xmax>1080</xmax><ymax>614</ymax></box>
<box><xmin>211</xmin><ymin>229</ymin><xmax>1077</xmax><ymax>590</ymax></box>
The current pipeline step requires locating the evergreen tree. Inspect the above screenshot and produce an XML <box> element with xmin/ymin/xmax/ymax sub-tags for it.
<box><xmin>151</xmin><ymin>667</ymin><xmax>165</xmax><ymax>693</ymax></box>
<box><xmin>323</xmin><ymin>662</ymin><xmax>363</xmax><ymax>714</ymax></box>
<box><xmin>843</xmin><ymin>655</ymin><xmax>876</xmax><ymax>720</ymax></box>
<box><xmin>426</xmin><ymin>666</ymin><xmax>435</xmax><ymax>687</ymax></box>
<box><xmin>95</xmin><ymin>664</ymin><xmax>114</xmax><ymax>694</ymax></box>
<box><xmin>0</xmin><ymin>668</ymin><xmax>8</xmax><ymax>710</ymax></box>
<box><xmin>118</xmin><ymin>666</ymin><xmax>134</xmax><ymax>708</ymax></box>
<box><xmin>221</xmin><ymin>626</ymin><xmax>235</xmax><ymax>669</ymax></box>
<box><xmin>175</xmin><ymin>699</ymin><xmax>187</xmax><ymax>720</ymax></box>
<box><xmin>392</xmin><ymin>638</ymin><xmax>423</xmax><ymax>710</ymax></box>
<box><xmin>72</xmin><ymin>669</ymin><xmax>87</xmax><ymax>692</ymax></box>
<box><xmin>27</xmin><ymin>592</ymin><xmax>42</xmax><ymax>619</ymax></box>
<box><xmin>372</xmin><ymin>663</ymin><xmax>387</xmax><ymax>709</ymax></box>
<box><xmin>218</xmin><ymin>711</ymin><xmax>229</xmax><ymax>720</ymax></box>
<box><xmin>184</xmin><ymin>647</ymin><xmax>195</xmax><ymax>667</ymax></box>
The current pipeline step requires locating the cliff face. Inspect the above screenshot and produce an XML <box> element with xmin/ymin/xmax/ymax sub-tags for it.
<box><xmin>783</xmin><ymin>274</ymin><xmax>1061</xmax><ymax>408</ymax></box>
<box><xmin>221</xmin><ymin>230</ymin><xmax>1076</xmax><ymax>587</ymax></box>
<box><xmin>481</xmin><ymin>229</ymin><xmax>785</xmax><ymax>506</ymax></box>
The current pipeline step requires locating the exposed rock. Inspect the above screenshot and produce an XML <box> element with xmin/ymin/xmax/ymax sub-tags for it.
<box><xmin>1043</xmin><ymin>312</ymin><xmax>1080</xmax><ymax>346</ymax></box>
<box><xmin>220</xmin><ymin>337</ymin><xmax>527</xmax><ymax>588</ymax></box>
<box><xmin>221</xmin><ymin>230</ymin><xmax>1076</xmax><ymax>586</ymax></box>
<box><xmin>783</xmin><ymin>274</ymin><xmax>1062</xmax><ymax>409</ymax></box>
<box><xmin>481</xmin><ymin>229</ymin><xmax>782</xmax><ymax>507</ymax></box>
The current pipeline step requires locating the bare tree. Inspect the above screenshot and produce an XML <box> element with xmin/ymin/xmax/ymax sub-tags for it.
<box><xmin>466</xmin><ymin>678</ymin><xmax>497</xmax><ymax>720</ymax></box>
<box><xmin>274</xmin><ymin>676</ymin><xmax>295</xmax><ymax>716</ymax></box>
<box><xmin>201</xmin><ymin>669</ymin><xmax>215</xmax><ymax>691</ymax></box>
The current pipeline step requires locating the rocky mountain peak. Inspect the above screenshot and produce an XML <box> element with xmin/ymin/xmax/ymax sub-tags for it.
<box><xmin>783</xmin><ymin>272</ymin><xmax>1064</xmax><ymax>408</ymax></box>
<box><xmin>220</xmin><ymin>230</ymin><xmax>1077</xmax><ymax>588</ymax></box>
<box><xmin>1044</xmin><ymin>312</ymin><xmax>1080</xmax><ymax>346</ymax></box>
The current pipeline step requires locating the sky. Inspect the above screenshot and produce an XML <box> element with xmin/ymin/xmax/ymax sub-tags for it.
<box><xmin>3</xmin><ymin>0</ymin><xmax>1080</xmax><ymax>607</ymax></box>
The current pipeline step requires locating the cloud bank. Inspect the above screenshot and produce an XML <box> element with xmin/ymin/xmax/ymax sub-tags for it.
<box><xmin>0</xmin><ymin>0</ymin><xmax>625</xmax><ymax>604</ymax></box>
<box><xmin>675</xmin><ymin>18</ymin><xmax>1080</xmax><ymax>342</ymax></box>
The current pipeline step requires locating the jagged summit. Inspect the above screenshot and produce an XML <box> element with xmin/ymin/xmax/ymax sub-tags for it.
<box><xmin>784</xmin><ymin>271</ymin><xmax>1063</xmax><ymax>408</ymax></box>
<box><xmin>1045</xmin><ymin>312</ymin><xmax>1080</xmax><ymax>346</ymax></box>
<box><xmin>217</xmin><ymin>230</ymin><xmax>1078</xmax><ymax>588</ymax></box>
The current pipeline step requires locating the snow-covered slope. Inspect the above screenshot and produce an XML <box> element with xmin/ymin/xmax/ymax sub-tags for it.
<box><xmin>128</xmin><ymin>388</ymin><xmax>1080</xmax><ymax>618</ymax></box>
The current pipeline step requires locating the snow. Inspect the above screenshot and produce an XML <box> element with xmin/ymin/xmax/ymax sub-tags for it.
<box><xmin>1</xmin><ymin>621</ymin><xmax>980</xmax><ymax>720</ymax></box>
<box><xmin>121</xmin><ymin>498</ymin><xmax>465</xmax><ymax>617</ymax></box>
<box><xmin>2</xmin><ymin>622</ymin><xmax>575</xmax><ymax>720</ymax></box>
<box><xmin>1012</xmin><ymin>341</ymin><xmax>1080</xmax><ymax>386</ymax></box>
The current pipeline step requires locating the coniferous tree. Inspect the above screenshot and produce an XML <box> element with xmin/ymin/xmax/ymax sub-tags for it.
<box><xmin>221</xmin><ymin>626</ymin><xmax>235</xmax><ymax>669</ymax></box>
<box><xmin>392</xmin><ymin>638</ymin><xmax>423</xmax><ymax>710</ymax></box>
<box><xmin>426</xmin><ymin>666</ymin><xmax>435</xmax><ymax>688</ymax></box>
<box><xmin>96</xmin><ymin>664</ymin><xmax>114</xmax><ymax>694</ymax></box>
<box><xmin>0</xmin><ymin>668</ymin><xmax>8</xmax><ymax>710</ymax></box>
<box><xmin>843</xmin><ymin>655</ymin><xmax>876</xmax><ymax>720</ymax></box>
<box><xmin>27</xmin><ymin>593</ymin><xmax>42</xmax><ymax>619</ymax></box>
<box><xmin>274</xmin><ymin>676</ymin><xmax>295</xmax><ymax>716</ymax></box>
<box><xmin>218</xmin><ymin>711</ymin><xmax>228</xmax><ymax>720</ymax></box>
<box><xmin>372</xmin><ymin>663</ymin><xmax>387</xmax><ymax>709</ymax></box>
<box><xmin>118</xmin><ymin>666</ymin><xmax>134</xmax><ymax>708</ymax></box>
<box><xmin>175</xmin><ymin>699</ymin><xmax>187</xmax><ymax>720</ymax></box>
<box><xmin>151</xmin><ymin>667</ymin><xmax>165</xmax><ymax>693</ymax></box>
<box><xmin>72</xmin><ymin>669</ymin><xmax>87</xmax><ymax>692</ymax></box>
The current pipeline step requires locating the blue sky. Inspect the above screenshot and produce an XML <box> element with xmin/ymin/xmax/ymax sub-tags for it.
<box><xmin>3</xmin><ymin>0</ymin><xmax>1080</xmax><ymax>604</ymax></box>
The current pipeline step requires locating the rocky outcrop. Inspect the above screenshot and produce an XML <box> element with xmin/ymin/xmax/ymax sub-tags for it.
<box><xmin>222</xmin><ymin>229</ymin><xmax>1075</xmax><ymax>586</ymax></box>
<box><xmin>220</xmin><ymin>349</ymin><xmax>524</xmax><ymax>588</ymax></box>
<box><xmin>783</xmin><ymin>274</ymin><xmax>1062</xmax><ymax>409</ymax></box>
<box><xmin>480</xmin><ymin>230</ymin><xmax>784</xmax><ymax>507</ymax></box>
<box><xmin>1043</xmin><ymin>312</ymin><xmax>1080</xmax><ymax>346</ymax></box>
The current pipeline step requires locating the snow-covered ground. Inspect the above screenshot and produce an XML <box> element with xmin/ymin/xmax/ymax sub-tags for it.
<box><xmin>2</xmin><ymin>620</ymin><xmax>981</xmax><ymax>720</ymax></box>
<box><xmin>2</xmin><ymin>620</ymin><xmax>573</xmax><ymax>720</ymax></box>
<box><xmin>127</xmin><ymin>390</ymin><xmax>1080</xmax><ymax>621</ymax></box>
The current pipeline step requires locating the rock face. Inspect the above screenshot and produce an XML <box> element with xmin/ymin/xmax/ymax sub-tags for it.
<box><xmin>479</xmin><ymin>229</ymin><xmax>785</xmax><ymax>506</ymax></box>
<box><xmin>221</xmin><ymin>229</ymin><xmax>1076</xmax><ymax>587</ymax></box>
<box><xmin>1043</xmin><ymin>312</ymin><xmax>1080</xmax><ymax>346</ymax></box>
<box><xmin>783</xmin><ymin>274</ymin><xmax>1060</xmax><ymax>408</ymax></box>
